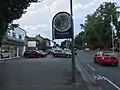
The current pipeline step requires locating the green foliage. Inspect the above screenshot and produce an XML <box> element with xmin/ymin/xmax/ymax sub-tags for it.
<box><xmin>77</xmin><ymin>2</ymin><xmax>120</xmax><ymax>49</ymax></box>
<box><xmin>0</xmin><ymin>0</ymin><xmax>39</xmax><ymax>40</ymax></box>
<box><xmin>74</xmin><ymin>31</ymin><xmax>84</xmax><ymax>49</ymax></box>
<box><xmin>36</xmin><ymin>40</ymin><xmax>47</xmax><ymax>51</ymax></box>
<box><xmin>61</xmin><ymin>40</ymin><xmax>71</xmax><ymax>49</ymax></box>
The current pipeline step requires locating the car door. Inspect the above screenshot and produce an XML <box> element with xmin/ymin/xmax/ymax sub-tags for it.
<box><xmin>61</xmin><ymin>51</ymin><xmax>66</xmax><ymax>57</ymax></box>
<box><xmin>30</xmin><ymin>51</ymin><xmax>37</xmax><ymax>57</ymax></box>
<box><xmin>58</xmin><ymin>50</ymin><xmax>64</xmax><ymax>57</ymax></box>
<box><xmin>54</xmin><ymin>50</ymin><xmax>62</xmax><ymax>57</ymax></box>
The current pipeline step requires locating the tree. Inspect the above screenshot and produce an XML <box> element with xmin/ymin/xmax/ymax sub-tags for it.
<box><xmin>81</xmin><ymin>2</ymin><xmax>120</xmax><ymax>49</ymax></box>
<box><xmin>40</xmin><ymin>40</ymin><xmax>47</xmax><ymax>51</ymax></box>
<box><xmin>74</xmin><ymin>31</ymin><xmax>84</xmax><ymax>49</ymax></box>
<box><xmin>61</xmin><ymin>40</ymin><xmax>71</xmax><ymax>49</ymax></box>
<box><xmin>0</xmin><ymin>0</ymin><xmax>40</xmax><ymax>59</ymax></box>
<box><xmin>0</xmin><ymin>0</ymin><xmax>39</xmax><ymax>41</ymax></box>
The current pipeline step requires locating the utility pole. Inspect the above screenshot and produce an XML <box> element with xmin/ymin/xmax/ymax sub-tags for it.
<box><xmin>70</xmin><ymin>0</ymin><xmax>75</xmax><ymax>83</ymax></box>
<box><xmin>111</xmin><ymin>15</ymin><xmax>115</xmax><ymax>54</ymax></box>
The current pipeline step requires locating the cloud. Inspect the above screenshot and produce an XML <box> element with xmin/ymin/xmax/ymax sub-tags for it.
<box><xmin>31</xmin><ymin>24</ymin><xmax>47</xmax><ymax>30</ymax></box>
<box><xmin>14</xmin><ymin>0</ymin><xmax>120</xmax><ymax>44</ymax></box>
<box><xmin>73</xmin><ymin>3</ymin><xmax>83</xmax><ymax>11</ymax></box>
<box><xmin>22</xmin><ymin>24</ymin><xmax>48</xmax><ymax>37</ymax></box>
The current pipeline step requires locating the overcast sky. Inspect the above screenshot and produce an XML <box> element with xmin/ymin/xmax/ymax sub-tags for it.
<box><xmin>14</xmin><ymin>0</ymin><xmax>120</xmax><ymax>44</ymax></box>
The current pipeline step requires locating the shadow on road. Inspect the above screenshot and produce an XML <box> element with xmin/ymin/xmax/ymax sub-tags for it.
<box><xmin>0</xmin><ymin>61</ymin><xmax>8</xmax><ymax>90</ymax></box>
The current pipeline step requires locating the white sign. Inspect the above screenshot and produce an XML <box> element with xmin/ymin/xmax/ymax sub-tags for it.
<box><xmin>28</xmin><ymin>41</ymin><xmax>36</xmax><ymax>47</ymax></box>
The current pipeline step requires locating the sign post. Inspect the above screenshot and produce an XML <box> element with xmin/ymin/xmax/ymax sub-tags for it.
<box><xmin>70</xmin><ymin>0</ymin><xmax>75</xmax><ymax>83</ymax></box>
<box><xmin>52</xmin><ymin>0</ymin><xmax>75</xmax><ymax>82</ymax></box>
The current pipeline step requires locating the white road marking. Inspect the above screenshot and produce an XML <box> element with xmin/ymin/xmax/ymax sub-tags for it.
<box><xmin>92</xmin><ymin>73</ymin><xmax>120</xmax><ymax>90</ymax></box>
<box><xmin>81</xmin><ymin>59</ymin><xmax>85</xmax><ymax>62</ymax></box>
<box><xmin>103</xmin><ymin>77</ymin><xmax>120</xmax><ymax>90</ymax></box>
<box><xmin>92</xmin><ymin>74</ymin><xmax>105</xmax><ymax>80</ymax></box>
<box><xmin>87</xmin><ymin>64</ymin><xmax>96</xmax><ymax>71</ymax></box>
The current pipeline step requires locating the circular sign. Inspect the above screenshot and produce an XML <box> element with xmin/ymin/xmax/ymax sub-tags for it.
<box><xmin>53</xmin><ymin>12</ymin><xmax>72</xmax><ymax>32</ymax></box>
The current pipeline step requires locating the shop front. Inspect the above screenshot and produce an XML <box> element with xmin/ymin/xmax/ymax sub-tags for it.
<box><xmin>1</xmin><ymin>39</ymin><xmax>26</xmax><ymax>59</ymax></box>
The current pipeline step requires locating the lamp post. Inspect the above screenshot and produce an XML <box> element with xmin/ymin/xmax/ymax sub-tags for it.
<box><xmin>110</xmin><ymin>15</ymin><xmax>115</xmax><ymax>54</ymax></box>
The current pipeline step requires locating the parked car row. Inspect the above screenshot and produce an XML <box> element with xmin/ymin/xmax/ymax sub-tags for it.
<box><xmin>23</xmin><ymin>48</ymin><xmax>78</xmax><ymax>58</ymax></box>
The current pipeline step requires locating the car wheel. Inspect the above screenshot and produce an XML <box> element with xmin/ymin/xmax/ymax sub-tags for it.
<box><xmin>41</xmin><ymin>55</ymin><xmax>44</xmax><ymax>58</ymax></box>
<box><xmin>94</xmin><ymin>60</ymin><xmax>97</xmax><ymax>63</ymax></box>
<box><xmin>94</xmin><ymin>58</ymin><xmax>97</xmax><ymax>63</ymax></box>
<box><xmin>1</xmin><ymin>55</ymin><xmax>3</xmax><ymax>59</ymax></box>
<box><xmin>114</xmin><ymin>63</ymin><xmax>118</xmax><ymax>66</ymax></box>
<box><xmin>66</xmin><ymin>54</ymin><xmax>70</xmax><ymax>58</ymax></box>
<box><xmin>75</xmin><ymin>53</ymin><xmax>77</xmax><ymax>55</ymax></box>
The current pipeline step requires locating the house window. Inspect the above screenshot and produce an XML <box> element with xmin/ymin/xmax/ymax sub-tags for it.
<box><xmin>12</xmin><ymin>32</ymin><xmax>16</xmax><ymax>38</ymax></box>
<box><xmin>19</xmin><ymin>35</ymin><xmax>22</xmax><ymax>39</ymax></box>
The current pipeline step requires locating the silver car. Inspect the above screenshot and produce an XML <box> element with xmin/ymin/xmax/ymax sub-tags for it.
<box><xmin>52</xmin><ymin>50</ymin><xmax>72</xmax><ymax>58</ymax></box>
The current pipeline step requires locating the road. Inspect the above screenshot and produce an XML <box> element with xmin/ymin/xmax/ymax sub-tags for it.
<box><xmin>76</xmin><ymin>50</ymin><xmax>120</xmax><ymax>90</ymax></box>
<box><xmin>0</xmin><ymin>55</ymin><xmax>88</xmax><ymax>90</ymax></box>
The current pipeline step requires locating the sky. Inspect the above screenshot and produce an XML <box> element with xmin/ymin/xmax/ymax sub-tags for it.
<box><xmin>14</xmin><ymin>0</ymin><xmax>120</xmax><ymax>44</ymax></box>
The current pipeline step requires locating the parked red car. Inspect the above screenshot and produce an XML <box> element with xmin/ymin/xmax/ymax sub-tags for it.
<box><xmin>94</xmin><ymin>52</ymin><xmax>119</xmax><ymax>66</ymax></box>
<box><xmin>23</xmin><ymin>50</ymin><xmax>44</xmax><ymax>58</ymax></box>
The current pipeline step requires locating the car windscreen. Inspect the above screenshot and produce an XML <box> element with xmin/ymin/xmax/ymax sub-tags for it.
<box><xmin>103</xmin><ymin>52</ymin><xmax>114</xmax><ymax>56</ymax></box>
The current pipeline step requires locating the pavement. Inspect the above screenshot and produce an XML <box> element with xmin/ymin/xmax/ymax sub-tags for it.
<box><xmin>0</xmin><ymin>55</ymin><xmax>88</xmax><ymax>90</ymax></box>
<box><xmin>76</xmin><ymin>50</ymin><xmax>120</xmax><ymax>90</ymax></box>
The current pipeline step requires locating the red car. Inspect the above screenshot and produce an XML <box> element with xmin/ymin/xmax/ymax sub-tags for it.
<box><xmin>94</xmin><ymin>52</ymin><xmax>119</xmax><ymax>66</ymax></box>
<box><xmin>23</xmin><ymin>50</ymin><xmax>44</xmax><ymax>58</ymax></box>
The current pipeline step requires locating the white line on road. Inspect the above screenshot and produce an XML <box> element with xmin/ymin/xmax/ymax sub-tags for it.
<box><xmin>87</xmin><ymin>64</ymin><xmax>96</xmax><ymax>71</ymax></box>
<box><xmin>103</xmin><ymin>77</ymin><xmax>120</xmax><ymax>90</ymax></box>
<box><xmin>81</xmin><ymin>59</ymin><xmax>85</xmax><ymax>62</ymax></box>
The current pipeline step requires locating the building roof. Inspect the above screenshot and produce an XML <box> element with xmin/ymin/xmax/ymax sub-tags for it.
<box><xmin>44</xmin><ymin>38</ymin><xmax>50</xmax><ymax>41</ymax></box>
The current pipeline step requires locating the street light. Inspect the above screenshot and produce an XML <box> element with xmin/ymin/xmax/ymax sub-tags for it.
<box><xmin>110</xmin><ymin>15</ymin><xmax>115</xmax><ymax>54</ymax></box>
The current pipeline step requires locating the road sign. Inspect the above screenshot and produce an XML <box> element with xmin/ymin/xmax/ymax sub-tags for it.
<box><xmin>52</xmin><ymin>12</ymin><xmax>73</xmax><ymax>39</ymax></box>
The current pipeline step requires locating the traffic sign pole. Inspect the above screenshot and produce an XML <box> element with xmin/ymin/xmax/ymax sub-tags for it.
<box><xmin>70</xmin><ymin>0</ymin><xmax>76</xmax><ymax>83</ymax></box>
